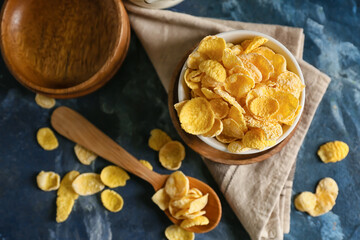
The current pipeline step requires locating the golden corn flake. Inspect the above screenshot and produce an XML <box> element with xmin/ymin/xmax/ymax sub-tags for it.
<box><xmin>222</xmin><ymin>48</ymin><xmax>243</xmax><ymax>69</ymax></box>
<box><xmin>159</xmin><ymin>141</ymin><xmax>185</xmax><ymax>170</ymax></box>
<box><xmin>37</xmin><ymin>171</ymin><xmax>60</xmax><ymax>191</ymax></box>
<box><xmin>199</xmin><ymin>60</ymin><xmax>226</xmax><ymax>83</ymax></box>
<box><xmin>209</xmin><ymin>98</ymin><xmax>229</xmax><ymax>119</ymax></box>
<box><xmin>174</xmin><ymin>100</ymin><xmax>188</xmax><ymax>115</ymax></box>
<box><xmin>184</xmin><ymin>77</ymin><xmax>200</xmax><ymax>90</ymax></box>
<box><xmin>35</xmin><ymin>94</ymin><xmax>56</xmax><ymax>109</ymax></box>
<box><xmin>249</xmin><ymin>96</ymin><xmax>279</xmax><ymax>118</ymax></box>
<box><xmin>165</xmin><ymin>171</ymin><xmax>189</xmax><ymax>200</ymax></box>
<box><xmin>271</xmin><ymin>54</ymin><xmax>287</xmax><ymax>77</ymax></box>
<box><xmin>201</xmin><ymin>87</ymin><xmax>221</xmax><ymax>99</ymax></box>
<box><xmin>241</xmin><ymin>60</ymin><xmax>263</xmax><ymax>83</ymax></box>
<box><xmin>101</xmin><ymin>189</ymin><xmax>124</xmax><ymax>212</ymax></box>
<box><xmin>179</xmin><ymin>97</ymin><xmax>215</xmax><ymax>135</ymax></box>
<box><xmin>139</xmin><ymin>159</ymin><xmax>153</xmax><ymax>171</ymax></box>
<box><xmin>271</xmin><ymin>91</ymin><xmax>299</xmax><ymax>122</ymax></box>
<box><xmin>183</xmin><ymin>211</ymin><xmax>207</xmax><ymax>220</ymax></box>
<box><xmin>202</xmin><ymin>118</ymin><xmax>223</xmax><ymax>138</ymax></box>
<box><xmin>148</xmin><ymin>129</ymin><xmax>172</xmax><ymax>151</ymax></box>
<box><xmin>152</xmin><ymin>188</ymin><xmax>171</xmax><ymax>211</ymax></box>
<box><xmin>294</xmin><ymin>192</ymin><xmax>317</xmax><ymax>212</ymax></box>
<box><xmin>222</xmin><ymin>118</ymin><xmax>244</xmax><ymax>139</ymax></box>
<box><xmin>242</xmin><ymin>128</ymin><xmax>275</xmax><ymax>150</ymax></box>
<box><xmin>240</xmin><ymin>53</ymin><xmax>274</xmax><ymax>81</ymax></box>
<box><xmin>228</xmin><ymin>65</ymin><xmax>251</xmax><ymax>77</ymax></box>
<box><xmin>225</xmin><ymin>73</ymin><xmax>255</xmax><ymax>99</ymax></box>
<box><xmin>187</xmin><ymin>51</ymin><xmax>208</xmax><ymax>69</ymax></box>
<box><xmin>201</xmin><ymin>75</ymin><xmax>224</xmax><ymax>89</ymax></box>
<box><xmin>188</xmin><ymin>194</ymin><xmax>208</xmax><ymax>214</ymax></box>
<box><xmin>244</xmin><ymin>36</ymin><xmax>268</xmax><ymax>54</ymax></box>
<box><xmin>317</xmin><ymin>141</ymin><xmax>349</xmax><ymax>163</ymax></box>
<box><xmin>57</xmin><ymin>171</ymin><xmax>80</xmax><ymax>199</ymax></box>
<box><xmin>74</xmin><ymin>144</ymin><xmax>97</xmax><ymax>165</ymax></box>
<box><xmin>165</xmin><ymin>225</ymin><xmax>194</xmax><ymax>240</ymax></box>
<box><xmin>180</xmin><ymin>216</ymin><xmax>210</xmax><ymax>229</ymax></box>
<box><xmin>216</xmin><ymin>133</ymin><xmax>237</xmax><ymax>144</ymax></box>
<box><xmin>227</xmin><ymin>141</ymin><xmax>248</xmax><ymax>153</ymax></box>
<box><xmin>100</xmin><ymin>165</ymin><xmax>130</xmax><ymax>188</ymax></box>
<box><xmin>230</xmin><ymin>44</ymin><xmax>243</xmax><ymax>55</ymax></box>
<box><xmin>37</xmin><ymin>127</ymin><xmax>59</xmax><ymax>151</ymax></box>
<box><xmin>276</xmin><ymin>71</ymin><xmax>305</xmax><ymax>98</ymax></box>
<box><xmin>295</xmin><ymin>178</ymin><xmax>338</xmax><ymax>217</ymax></box>
<box><xmin>240</xmin><ymin>39</ymin><xmax>252</xmax><ymax>50</ymax></box>
<box><xmin>197</xmin><ymin>36</ymin><xmax>226</xmax><ymax>61</ymax></box>
<box><xmin>56</xmin><ymin>196</ymin><xmax>75</xmax><ymax>223</ymax></box>
<box><xmin>228</xmin><ymin>106</ymin><xmax>247</xmax><ymax>132</ymax></box>
<box><xmin>191</xmin><ymin>88</ymin><xmax>206</xmax><ymax>98</ymax></box>
<box><xmin>214</xmin><ymin>88</ymin><xmax>245</xmax><ymax>114</ymax></box>
<box><xmin>185</xmin><ymin>69</ymin><xmax>202</xmax><ymax>86</ymax></box>
<box><xmin>316</xmin><ymin>177</ymin><xmax>339</xmax><ymax>199</ymax></box>
<box><xmin>72</xmin><ymin>173</ymin><xmax>105</xmax><ymax>196</ymax></box>
<box><xmin>56</xmin><ymin>171</ymin><xmax>80</xmax><ymax>223</ymax></box>
<box><xmin>251</xmin><ymin>46</ymin><xmax>275</xmax><ymax>61</ymax></box>
<box><xmin>188</xmin><ymin>188</ymin><xmax>203</xmax><ymax>198</ymax></box>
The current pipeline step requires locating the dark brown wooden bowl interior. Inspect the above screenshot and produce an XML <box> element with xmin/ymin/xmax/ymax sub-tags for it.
<box><xmin>168</xmin><ymin>54</ymin><xmax>302</xmax><ymax>165</ymax></box>
<box><xmin>0</xmin><ymin>0</ymin><xmax>130</xmax><ymax>98</ymax></box>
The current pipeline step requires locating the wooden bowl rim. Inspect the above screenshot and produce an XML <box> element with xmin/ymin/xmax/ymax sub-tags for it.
<box><xmin>168</xmin><ymin>51</ymin><xmax>303</xmax><ymax>165</ymax></box>
<box><xmin>0</xmin><ymin>0</ymin><xmax>130</xmax><ymax>98</ymax></box>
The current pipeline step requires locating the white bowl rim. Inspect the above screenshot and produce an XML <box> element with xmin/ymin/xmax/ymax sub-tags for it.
<box><xmin>177</xmin><ymin>30</ymin><xmax>306</xmax><ymax>155</ymax></box>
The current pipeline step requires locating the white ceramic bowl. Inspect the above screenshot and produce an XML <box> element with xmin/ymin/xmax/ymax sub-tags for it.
<box><xmin>177</xmin><ymin>30</ymin><xmax>305</xmax><ymax>154</ymax></box>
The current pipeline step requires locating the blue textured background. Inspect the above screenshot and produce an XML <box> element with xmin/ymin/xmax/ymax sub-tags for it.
<box><xmin>0</xmin><ymin>0</ymin><xmax>359</xmax><ymax>239</ymax></box>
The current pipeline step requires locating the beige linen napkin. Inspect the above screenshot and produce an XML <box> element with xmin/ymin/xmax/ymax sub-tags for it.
<box><xmin>124</xmin><ymin>3</ymin><xmax>331</xmax><ymax>239</ymax></box>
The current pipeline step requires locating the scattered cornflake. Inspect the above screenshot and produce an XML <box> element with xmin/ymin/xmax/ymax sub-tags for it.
<box><xmin>159</xmin><ymin>141</ymin><xmax>185</xmax><ymax>170</ymax></box>
<box><xmin>74</xmin><ymin>144</ymin><xmax>97</xmax><ymax>165</ymax></box>
<box><xmin>165</xmin><ymin>225</ymin><xmax>194</xmax><ymax>240</ymax></box>
<box><xmin>100</xmin><ymin>165</ymin><xmax>130</xmax><ymax>188</ymax></box>
<box><xmin>37</xmin><ymin>171</ymin><xmax>60</xmax><ymax>191</ymax></box>
<box><xmin>139</xmin><ymin>159</ymin><xmax>153</xmax><ymax>171</ymax></box>
<box><xmin>101</xmin><ymin>189</ymin><xmax>124</xmax><ymax>212</ymax></box>
<box><xmin>56</xmin><ymin>171</ymin><xmax>80</xmax><ymax>223</ymax></box>
<box><xmin>37</xmin><ymin>127</ymin><xmax>59</xmax><ymax>151</ymax></box>
<box><xmin>35</xmin><ymin>93</ymin><xmax>56</xmax><ymax>109</ymax></box>
<box><xmin>72</xmin><ymin>173</ymin><xmax>105</xmax><ymax>196</ymax></box>
<box><xmin>317</xmin><ymin>141</ymin><xmax>349</xmax><ymax>163</ymax></box>
<box><xmin>148</xmin><ymin>129</ymin><xmax>172</xmax><ymax>151</ymax></box>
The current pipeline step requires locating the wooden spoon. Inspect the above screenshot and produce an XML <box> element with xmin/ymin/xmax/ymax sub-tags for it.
<box><xmin>51</xmin><ymin>106</ymin><xmax>221</xmax><ymax>233</ymax></box>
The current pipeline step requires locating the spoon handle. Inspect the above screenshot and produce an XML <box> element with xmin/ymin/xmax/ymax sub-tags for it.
<box><xmin>51</xmin><ymin>106</ymin><xmax>166</xmax><ymax>190</ymax></box>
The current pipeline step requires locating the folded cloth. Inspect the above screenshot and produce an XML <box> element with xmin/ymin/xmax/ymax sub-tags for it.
<box><xmin>124</xmin><ymin>3</ymin><xmax>331</xmax><ymax>239</ymax></box>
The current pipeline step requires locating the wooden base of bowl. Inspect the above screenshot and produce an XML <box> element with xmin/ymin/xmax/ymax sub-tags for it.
<box><xmin>168</xmin><ymin>55</ymin><xmax>301</xmax><ymax>165</ymax></box>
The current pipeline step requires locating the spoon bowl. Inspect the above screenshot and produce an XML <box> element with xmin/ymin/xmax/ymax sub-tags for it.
<box><xmin>51</xmin><ymin>106</ymin><xmax>221</xmax><ymax>233</ymax></box>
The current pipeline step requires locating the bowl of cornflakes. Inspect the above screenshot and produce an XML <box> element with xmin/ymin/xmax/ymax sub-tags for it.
<box><xmin>174</xmin><ymin>30</ymin><xmax>305</xmax><ymax>157</ymax></box>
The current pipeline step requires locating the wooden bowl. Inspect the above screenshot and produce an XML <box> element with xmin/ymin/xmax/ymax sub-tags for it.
<box><xmin>0</xmin><ymin>0</ymin><xmax>130</xmax><ymax>98</ymax></box>
<box><xmin>169</xmin><ymin>31</ymin><xmax>305</xmax><ymax>165</ymax></box>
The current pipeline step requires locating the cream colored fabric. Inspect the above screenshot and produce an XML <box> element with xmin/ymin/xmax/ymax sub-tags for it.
<box><xmin>124</xmin><ymin>3</ymin><xmax>331</xmax><ymax>239</ymax></box>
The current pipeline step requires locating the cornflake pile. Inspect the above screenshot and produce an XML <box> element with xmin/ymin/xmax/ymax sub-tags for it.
<box><xmin>176</xmin><ymin>35</ymin><xmax>305</xmax><ymax>153</ymax></box>
<box><xmin>152</xmin><ymin>171</ymin><xmax>209</xmax><ymax>230</ymax></box>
